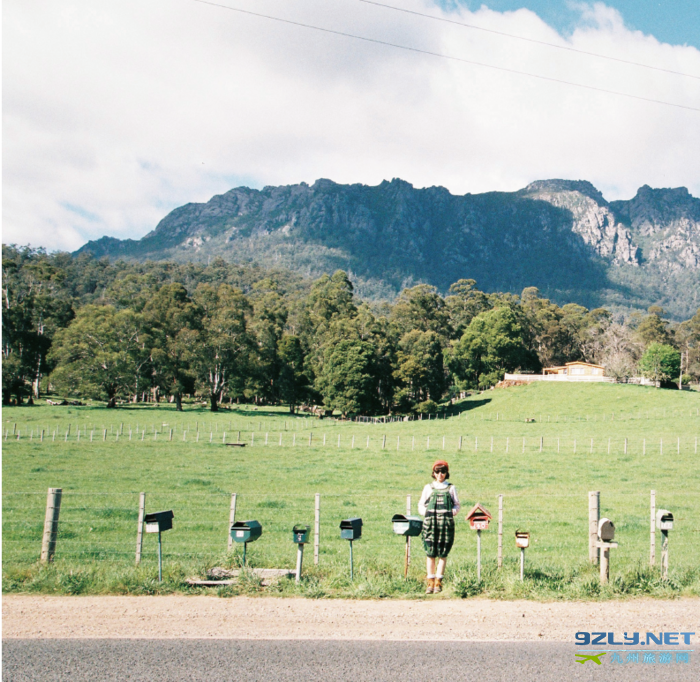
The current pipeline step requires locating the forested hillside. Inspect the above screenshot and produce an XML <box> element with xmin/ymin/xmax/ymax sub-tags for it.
<box><xmin>77</xmin><ymin>179</ymin><xmax>700</xmax><ymax>319</ymax></box>
<box><xmin>3</xmin><ymin>246</ymin><xmax>698</xmax><ymax>413</ymax></box>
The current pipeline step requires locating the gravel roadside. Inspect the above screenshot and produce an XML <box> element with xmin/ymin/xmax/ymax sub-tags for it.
<box><xmin>4</xmin><ymin>595</ymin><xmax>699</xmax><ymax>641</ymax></box>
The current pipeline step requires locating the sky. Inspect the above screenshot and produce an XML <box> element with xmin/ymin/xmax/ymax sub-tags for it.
<box><xmin>3</xmin><ymin>0</ymin><xmax>700</xmax><ymax>252</ymax></box>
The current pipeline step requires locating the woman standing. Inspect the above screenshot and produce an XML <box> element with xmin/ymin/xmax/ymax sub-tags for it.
<box><xmin>418</xmin><ymin>460</ymin><xmax>461</xmax><ymax>594</ymax></box>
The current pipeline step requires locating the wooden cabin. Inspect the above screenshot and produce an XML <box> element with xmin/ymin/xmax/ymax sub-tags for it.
<box><xmin>543</xmin><ymin>361</ymin><xmax>605</xmax><ymax>376</ymax></box>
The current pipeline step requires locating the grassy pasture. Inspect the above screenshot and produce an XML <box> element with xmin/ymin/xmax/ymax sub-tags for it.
<box><xmin>3</xmin><ymin>382</ymin><xmax>700</xmax><ymax>599</ymax></box>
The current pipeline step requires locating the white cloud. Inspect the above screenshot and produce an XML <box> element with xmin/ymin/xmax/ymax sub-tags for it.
<box><xmin>3</xmin><ymin>0</ymin><xmax>699</xmax><ymax>251</ymax></box>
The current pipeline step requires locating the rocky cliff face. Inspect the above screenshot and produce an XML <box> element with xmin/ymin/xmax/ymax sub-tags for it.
<box><xmin>611</xmin><ymin>186</ymin><xmax>700</xmax><ymax>271</ymax></box>
<box><xmin>520</xmin><ymin>181</ymin><xmax>641</xmax><ymax>266</ymax></box>
<box><xmin>77</xmin><ymin>178</ymin><xmax>700</xmax><ymax>318</ymax></box>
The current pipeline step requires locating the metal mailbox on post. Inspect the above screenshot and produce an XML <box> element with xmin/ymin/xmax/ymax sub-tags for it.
<box><xmin>145</xmin><ymin>510</ymin><xmax>174</xmax><ymax>534</ymax></box>
<box><xmin>144</xmin><ymin>510</ymin><xmax>174</xmax><ymax>582</ymax></box>
<box><xmin>340</xmin><ymin>518</ymin><xmax>363</xmax><ymax>580</ymax></box>
<box><xmin>391</xmin><ymin>514</ymin><xmax>423</xmax><ymax>537</ymax></box>
<box><xmin>292</xmin><ymin>524</ymin><xmax>311</xmax><ymax>584</ymax></box>
<box><xmin>656</xmin><ymin>509</ymin><xmax>673</xmax><ymax>579</ymax></box>
<box><xmin>392</xmin><ymin>514</ymin><xmax>423</xmax><ymax>578</ymax></box>
<box><xmin>293</xmin><ymin>524</ymin><xmax>311</xmax><ymax>544</ymax></box>
<box><xmin>596</xmin><ymin>517</ymin><xmax>618</xmax><ymax>584</ymax></box>
<box><xmin>230</xmin><ymin>520</ymin><xmax>263</xmax><ymax>566</ymax></box>
<box><xmin>656</xmin><ymin>510</ymin><xmax>673</xmax><ymax>531</ymax></box>
<box><xmin>515</xmin><ymin>530</ymin><xmax>530</xmax><ymax>581</ymax></box>
<box><xmin>465</xmin><ymin>503</ymin><xmax>492</xmax><ymax>582</ymax></box>
<box><xmin>340</xmin><ymin>518</ymin><xmax>363</xmax><ymax>540</ymax></box>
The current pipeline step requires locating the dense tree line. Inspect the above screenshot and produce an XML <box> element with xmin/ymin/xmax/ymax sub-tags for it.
<box><xmin>3</xmin><ymin>245</ymin><xmax>697</xmax><ymax>413</ymax></box>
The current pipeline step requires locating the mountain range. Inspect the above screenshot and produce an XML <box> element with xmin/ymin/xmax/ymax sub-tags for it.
<box><xmin>76</xmin><ymin>178</ymin><xmax>700</xmax><ymax>319</ymax></box>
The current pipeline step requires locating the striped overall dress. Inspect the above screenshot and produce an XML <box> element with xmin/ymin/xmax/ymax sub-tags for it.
<box><xmin>422</xmin><ymin>483</ymin><xmax>455</xmax><ymax>558</ymax></box>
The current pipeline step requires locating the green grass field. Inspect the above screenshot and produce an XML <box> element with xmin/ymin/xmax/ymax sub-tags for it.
<box><xmin>3</xmin><ymin>382</ymin><xmax>700</xmax><ymax>599</ymax></box>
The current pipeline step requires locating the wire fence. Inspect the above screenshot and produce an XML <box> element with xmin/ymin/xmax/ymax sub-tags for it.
<box><xmin>4</xmin><ymin>428</ymin><xmax>700</xmax><ymax>456</ymax></box>
<box><xmin>4</xmin><ymin>489</ymin><xmax>698</xmax><ymax>571</ymax></box>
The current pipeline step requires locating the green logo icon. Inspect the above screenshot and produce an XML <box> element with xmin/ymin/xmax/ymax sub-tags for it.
<box><xmin>575</xmin><ymin>652</ymin><xmax>607</xmax><ymax>665</ymax></box>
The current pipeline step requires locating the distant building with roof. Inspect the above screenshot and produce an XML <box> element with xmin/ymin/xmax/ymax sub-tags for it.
<box><xmin>503</xmin><ymin>361</ymin><xmax>614</xmax><ymax>384</ymax></box>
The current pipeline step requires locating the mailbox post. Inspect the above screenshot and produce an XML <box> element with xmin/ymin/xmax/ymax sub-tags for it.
<box><xmin>339</xmin><ymin>518</ymin><xmax>362</xmax><ymax>580</ymax></box>
<box><xmin>465</xmin><ymin>503</ymin><xmax>492</xmax><ymax>582</ymax></box>
<box><xmin>596</xmin><ymin>517</ymin><xmax>618</xmax><ymax>584</ymax></box>
<box><xmin>292</xmin><ymin>524</ymin><xmax>311</xmax><ymax>584</ymax></box>
<box><xmin>656</xmin><ymin>509</ymin><xmax>674</xmax><ymax>579</ymax></box>
<box><xmin>144</xmin><ymin>510</ymin><xmax>174</xmax><ymax>582</ymax></box>
<box><xmin>515</xmin><ymin>530</ymin><xmax>530</xmax><ymax>581</ymax></box>
<box><xmin>391</xmin><ymin>514</ymin><xmax>423</xmax><ymax>578</ymax></box>
<box><xmin>230</xmin><ymin>520</ymin><xmax>263</xmax><ymax>566</ymax></box>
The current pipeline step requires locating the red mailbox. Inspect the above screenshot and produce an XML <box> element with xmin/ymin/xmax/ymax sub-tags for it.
<box><xmin>466</xmin><ymin>503</ymin><xmax>492</xmax><ymax>530</ymax></box>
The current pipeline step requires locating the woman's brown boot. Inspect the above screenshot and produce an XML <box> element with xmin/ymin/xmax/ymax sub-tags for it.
<box><xmin>433</xmin><ymin>578</ymin><xmax>443</xmax><ymax>594</ymax></box>
<box><xmin>425</xmin><ymin>578</ymin><xmax>435</xmax><ymax>594</ymax></box>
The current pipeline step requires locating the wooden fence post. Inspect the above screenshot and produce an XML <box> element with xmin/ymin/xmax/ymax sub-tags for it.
<box><xmin>497</xmin><ymin>494</ymin><xmax>503</xmax><ymax>569</ymax></box>
<box><xmin>314</xmin><ymin>493</ymin><xmax>321</xmax><ymax>565</ymax></box>
<box><xmin>228</xmin><ymin>493</ymin><xmax>237</xmax><ymax>551</ymax></box>
<box><xmin>650</xmin><ymin>489</ymin><xmax>656</xmax><ymax>567</ymax></box>
<box><xmin>589</xmin><ymin>491</ymin><xmax>600</xmax><ymax>564</ymax></box>
<box><xmin>135</xmin><ymin>492</ymin><xmax>146</xmax><ymax>565</ymax></box>
<box><xmin>40</xmin><ymin>488</ymin><xmax>62</xmax><ymax>563</ymax></box>
<box><xmin>406</xmin><ymin>494</ymin><xmax>412</xmax><ymax>571</ymax></box>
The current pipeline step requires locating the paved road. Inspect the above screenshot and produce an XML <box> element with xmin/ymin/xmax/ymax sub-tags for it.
<box><xmin>3</xmin><ymin>639</ymin><xmax>696</xmax><ymax>681</ymax></box>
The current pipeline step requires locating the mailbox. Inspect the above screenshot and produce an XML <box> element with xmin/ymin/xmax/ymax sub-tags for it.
<box><xmin>465</xmin><ymin>503</ymin><xmax>492</xmax><ymax>530</ymax></box>
<box><xmin>598</xmin><ymin>517</ymin><xmax>615</xmax><ymax>542</ymax></box>
<box><xmin>340</xmin><ymin>517</ymin><xmax>363</xmax><ymax>540</ymax></box>
<box><xmin>230</xmin><ymin>520</ymin><xmax>263</xmax><ymax>543</ymax></box>
<box><xmin>656</xmin><ymin>509</ymin><xmax>674</xmax><ymax>531</ymax></box>
<box><xmin>391</xmin><ymin>514</ymin><xmax>423</xmax><ymax>537</ymax></box>
<box><xmin>292</xmin><ymin>524</ymin><xmax>311</xmax><ymax>544</ymax></box>
<box><xmin>144</xmin><ymin>510</ymin><xmax>174</xmax><ymax>533</ymax></box>
<box><xmin>515</xmin><ymin>530</ymin><xmax>530</xmax><ymax>548</ymax></box>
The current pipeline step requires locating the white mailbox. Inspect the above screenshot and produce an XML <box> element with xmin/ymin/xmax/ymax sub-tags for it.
<box><xmin>656</xmin><ymin>509</ymin><xmax>674</xmax><ymax>531</ymax></box>
<box><xmin>515</xmin><ymin>530</ymin><xmax>530</xmax><ymax>548</ymax></box>
<box><xmin>598</xmin><ymin>517</ymin><xmax>615</xmax><ymax>542</ymax></box>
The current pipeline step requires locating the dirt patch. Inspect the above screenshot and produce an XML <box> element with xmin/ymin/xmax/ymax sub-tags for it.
<box><xmin>3</xmin><ymin>596</ymin><xmax>699</xmax><ymax>641</ymax></box>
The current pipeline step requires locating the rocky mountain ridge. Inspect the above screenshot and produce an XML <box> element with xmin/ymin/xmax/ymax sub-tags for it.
<box><xmin>76</xmin><ymin>178</ymin><xmax>700</xmax><ymax>318</ymax></box>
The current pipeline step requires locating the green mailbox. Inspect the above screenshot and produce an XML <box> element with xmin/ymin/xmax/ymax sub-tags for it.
<box><xmin>292</xmin><ymin>525</ymin><xmax>311</xmax><ymax>544</ymax></box>
<box><xmin>292</xmin><ymin>524</ymin><xmax>312</xmax><ymax>584</ymax></box>
<box><xmin>143</xmin><ymin>509</ymin><xmax>174</xmax><ymax>583</ymax></box>
<box><xmin>230</xmin><ymin>520</ymin><xmax>262</xmax><ymax>567</ymax></box>
<box><xmin>145</xmin><ymin>510</ymin><xmax>174</xmax><ymax>534</ymax></box>
<box><xmin>339</xmin><ymin>517</ymin><xmax>362</xmax><ymax>581</ymax></box>
<box><xmin>230</xmin><ymin>520</ymin><xmax>263</xmax><ymax>543</ymax></box>
<box><xmin>391</xmin><ymin>514</ymin><xmax>423</xmax><ymax>537</ymax></box>
<box><xmin>340</xmin><ymin>517</ymin><xmax>363</xmax><ymax>541</ymax></box>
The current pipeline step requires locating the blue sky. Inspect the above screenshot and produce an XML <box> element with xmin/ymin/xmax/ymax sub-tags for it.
<box><xmin>4</xmin><ymin>0</ymin><xmax>699</xmax><ymax>251</ymax></box>
<box><xmin>445</xmin><ymin>1</ymin><xmax>699</xmax><ymax>47</ymax></box>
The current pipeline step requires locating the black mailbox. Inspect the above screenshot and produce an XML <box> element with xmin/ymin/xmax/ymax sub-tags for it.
<box><xmin>230</xmin><ymin>520</ymin><xmax>263</xmax><ymax>543</ymax></box>
<box><xmin>292</xmin><ymin>525</ymin><xmax>311</xmax><ymax>544</ymax></box>
<box><xmin>144</xmin><ymin>510</ymin><xmax>174</xmax><ymax>533</ymax></box>
<box><xmin>391</xmin><ymin>514</ymin><xmax>423</xmax><ymax>537</ymax></box>
<box><xmin>340</xmin><ymin>517</ymin><xmax>363</xmax><ymax>540</ymax></box>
